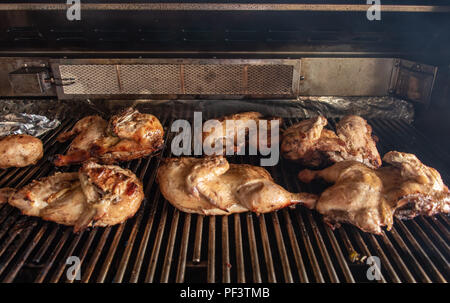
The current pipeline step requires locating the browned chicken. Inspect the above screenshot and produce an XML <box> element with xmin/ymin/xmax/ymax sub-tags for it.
<box><xmin>298</xmin><ymin>151</ymin><xmax>450</xmax><ymax>234</ymax></box>
<box><xmin>157</xmin><ymin>156</ymin><xmax>317</xmax><ymax>215</ymax></box>
<box><xmin>335</xmin><ymin>115</ymin><xmax>382</xmax><ymax>168</ymax></box>
<box><xmin>3</xmin><ymin>161</ymin><xmax>144</xmax><ymax>232</ymax></box>
<box><xmin>281</xmin><ymin>115</ymin><xmax>381</xmax><ymax>168</ymax></box>
<box><xmin>54</xmin><ymin>107</ymin><xmax>164</xmax><ymax>166</ymax></box>
<box><xmin>0</xmin><ymin>134</ymin><xmax>43</xmax><ymax>169</ymax></box>
<box><xmin>202</xmin><ymin>112</ymin><xmax>282</xmax><ymax>155</ymax></box>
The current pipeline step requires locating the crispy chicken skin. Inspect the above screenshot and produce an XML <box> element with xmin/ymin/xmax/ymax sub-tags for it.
<box><xmin>281</xmin><ymin>116</ymin><xmax>347</xmax><ymax>167</ymax></box>
<box><xmin>5</xmin><ymin>162</ymin><xmax>144</xmax><ymax>232</ymax></box>
<box><xmin>298</xmin><ymin>151</ymin><xmax>449</xmax><ymax>234</ymax></box>
<box><xmin>54</xmin><ymin>107</ymin><xmax>164</xmax><ymax>166</ymax></box>
<box><xmin>202</xmin><ymin>112</ymin><xmax>282</xmax><ymax>154</ymax></box>
<box><xmin>281</xmin><ymin>115</ymin><xmax>381</xmax><ymax>168</ymax></box>
<box><xmin>335</xmin><ymin>115</ymin><xmax>382</xmax><ymax>168</ymax></box>
<box><xmin>0</xmin><ymin>134</ymin><xmax>43</xmax><ymax>169</ymax></box>
<box><xmin>55</xmin><ymin>116</ymin><xmax>107</xmax><ymax>166</ymax></box>
<box><xmin>157</xmin><ymin>156</ymin><xmax>317</xmax><ymax>215</ymax></box>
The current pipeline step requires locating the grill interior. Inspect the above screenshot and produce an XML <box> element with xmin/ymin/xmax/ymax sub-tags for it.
<box><xmin>0</xmin><ymin>111</ymin><xmax>449</xmax><ymax>283</ymax></box>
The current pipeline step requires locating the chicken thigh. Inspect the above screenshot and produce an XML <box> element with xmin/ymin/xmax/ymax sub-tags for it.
<box><xmin>157</xmin><ymin>156</ymin><xmax>317</xmax><ymax>215</ymax></box>
<box><xmin>298</xmin><ymin>151</ymin><xmax>449</xmax><ymax>234</ymax></box>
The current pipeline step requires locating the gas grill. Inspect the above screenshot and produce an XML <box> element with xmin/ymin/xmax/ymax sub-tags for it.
<box><xmin>0</xmin><ymin>1</ymin><xmax>449</xmax><ymax>283</ymax></box>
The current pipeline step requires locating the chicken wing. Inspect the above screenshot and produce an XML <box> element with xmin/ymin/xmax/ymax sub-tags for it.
<box><xmin>281</xmin><ymin>115</ymin><xmax>381</xmax><ymax>168</ymax></box>
<box><xmin>0</xmin><ymin>134</ymin><xmax>43</xmax><ymax>168</ymax></box>
<box><xmin>298</xmin><ymin>151</ymin><xmax>449</xmax><ymax>234</ymax></box>
<box><xmin>4</xmin><ymin>161</ymin><xmax>144</xmax><ymax>232</ymax></box>
<box><xmin>157</xmin><ymin>156</ymin><xmax>317</xmax><ymax>215</ymax></box>
<box><xmin>54</xmin><ymin>107</ymin><xmax>164</xmax><ymax>166</ymax></box>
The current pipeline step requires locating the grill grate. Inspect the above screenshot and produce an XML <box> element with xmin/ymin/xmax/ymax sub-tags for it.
<box><xmin>0</xmin><ymin>113</ymin><xmax>449</xmax><ymax>283</ymax></box>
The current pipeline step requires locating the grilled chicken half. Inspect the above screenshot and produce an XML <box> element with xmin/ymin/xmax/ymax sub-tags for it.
<box><xmin>54</xmin><ymin>107</ymin><xmax>164</xmax><ymax>166</ymax></box>
<box><xmin>0</xmin><ymin>134</ymin><xmax>43</xmax><ymax>169</ymax></box>
<box><xmin>157</xmin><ymin>156</ymin><xmax>317</xmax><ymax>215</ymax></box>
<box><xmin>202</xmin><ymin>112</ymin><xmax>282</xmax><ymax>155</ymax></box>
<box><xmin>298</xmin><ymin>151</ymin><xmax>450</xmax><ymax>234</ymax></box>
<box><xmin>3</xmin><ymin>162</ymin><xmax>144</xmax><ymax>232</ymax></box>
<box><xmin>281</xmin><ymin>115</ymin><xmax>381</xmax><ymax>168</ymax></box>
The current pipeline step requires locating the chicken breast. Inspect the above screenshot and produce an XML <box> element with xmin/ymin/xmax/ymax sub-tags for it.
<box><xmin>0</xmin><ymin>134</ymin><xmax>43</xmax><ymax>169</ymax></box>
<box><xmin>298</xmin><ymin>151</ymin><xmax>449</xmax><ymax>234</ymax></box>
<box><xmin>157</xmin><ymin>156</ymin><xmax>317</xmax><ymax>215</ymax></box>
<box><xmin>5</xmin><ymin>162</ymin><xmax>144</xmax><ymax>232</ymax></box>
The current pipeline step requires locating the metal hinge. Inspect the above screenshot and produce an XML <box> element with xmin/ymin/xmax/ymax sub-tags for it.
<box><xmin>389</xmin><ymin>59</ymin><xmax>438</xmax><ymax>106</ymax></box>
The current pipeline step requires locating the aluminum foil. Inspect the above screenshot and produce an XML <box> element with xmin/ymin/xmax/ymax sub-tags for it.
<box><xmin>0</xmin><ymin>113</ymin><xmax>60</xmax><ymax>137</ymax></box>
<box><xmin>0</xmin><ymin>99</ymin><xmax>71</xmax><ymax>137</ymax></box>
<box><xmin>86</xmin><ymin>96</ymin><xmax>414</xmax><ymax>122</ymax></box>
<box><xmin>296</xmin><ymin>96</ymin><xmax>414</xmax><ymax>123</ymax></box>
<box><xmin>0</xmin><ymin>96</ymin><xmax>414</xmax><ymax>137</ymax></box>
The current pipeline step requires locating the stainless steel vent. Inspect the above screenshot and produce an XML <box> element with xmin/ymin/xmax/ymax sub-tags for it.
<box><xmin>52</xmin><ymin>59</ymin><xmax>300</xmax><ymax>99</ymax></box>
<box><xmin>120</xmin><ymin>64</ymin><xmax>181</xmax><ymax>95</ymax></box>
<box><xmin>183</xmin><ymin>64</ymin><xmax>244</xmax><ymax>94</ymax></box>
<box><xmin>248</xmin><ymin>64</ymin><xmax>294</xmax><ymax>95</ymax></box>
<box><xmin>59</xmin><ymin>64</ymin><xmax>120</xmax><ymax>95</ymax></box>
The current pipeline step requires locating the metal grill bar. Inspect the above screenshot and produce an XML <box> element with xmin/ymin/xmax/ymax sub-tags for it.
<box><xmin>246</xmin><ymin>213</ymin><xmax>262</xmax><ymax>283</ymax></box>
<box><xmin>175</xmin><ymin>213</ymin><xmax>191</xmax><ymax>283</ymax></box>
<box><xmin>0</xmin><ymin>116</ymin><xmax>448</xmax><ymax>283</ymax></box>
<box><xmin>207</xmin><ymin>216</ymin><xmax>216</xmax><ymax>283</ymax></box>
<box><xmin>233</xmin><ymin>214</ymin><xmax>245</xmax><ymax>283</ymax></box>
<box><xmin>221</xmin><ymin>216</ymin><xmax>230</xmax><ymax>283</ymax></box>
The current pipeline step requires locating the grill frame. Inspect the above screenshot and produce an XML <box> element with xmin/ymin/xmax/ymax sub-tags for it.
<box><xmin>0</xmin><ymin>113</ymin><xmax>449</xmax><ymax>283</ymax></box>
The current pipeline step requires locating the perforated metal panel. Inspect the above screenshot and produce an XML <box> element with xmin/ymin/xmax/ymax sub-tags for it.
<box><xmin>120</xmin><ymin>64</ymin><xmax>181</xmax><ymax>94</ymax></box>
<box><xmin>183</xmin><ymin>64</ymin><xmax>244</xmax><ymax>94</ymax></box>
<box><xmin>59</xmin><ymin>65</ymin><xmax>120</xmax><ymax>95</ymax></box>
<box><xmin>54</xmin><ymin>59</ymin><xmax>299</xmax><ymax>98</ymax></box>
<box><xmin>248</xmin><ymin>64</ymin><xmax>294</xmax><ymax>95</ymax></box>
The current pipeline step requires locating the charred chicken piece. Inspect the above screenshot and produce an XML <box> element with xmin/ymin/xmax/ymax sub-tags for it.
<box><xmin>281</xmin><ymin>115</ymin><xmax>381</xmax><ymax>168</ymax></box>
<box><xmin>202</xmin><ymin>112</ymin><xmax>282</xmax><ymax>155</ymax></box>
<box><xmin>335</xmin><ymin>115</ymin><xmax>382</xmax><ymax>168</ymax></box>
<box><xmin>54</xmin><ymin>107</ymin><xmax>164</xmax><ymax>166</ymax></box>
<box><xmin>281</xmin><ymin>116</ymin><xmax>347</xmax><ymax>167</ymax></box>
<box><xmin>0</xmin><ymin>134</ymin><xmax>43</xmax><ymax>169</ymax></box>
<box><xmin>298</xmin><ymin>151</ymin><xmax>450</xmax><ymax>234</ymax></box>
<box><xmin>157</xmin><ymin>156</ymin><xmax>317</xmax><ymax>215</ymax></box>
<box><xmin>54</xmin><ymin>115</ymin><xmax>108</xmax><ymax>166</ymax></box>
<box><xmin>4</xmin><ymin>161</ymin><xmax>144</xmax><ymax>232</ymax></box>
